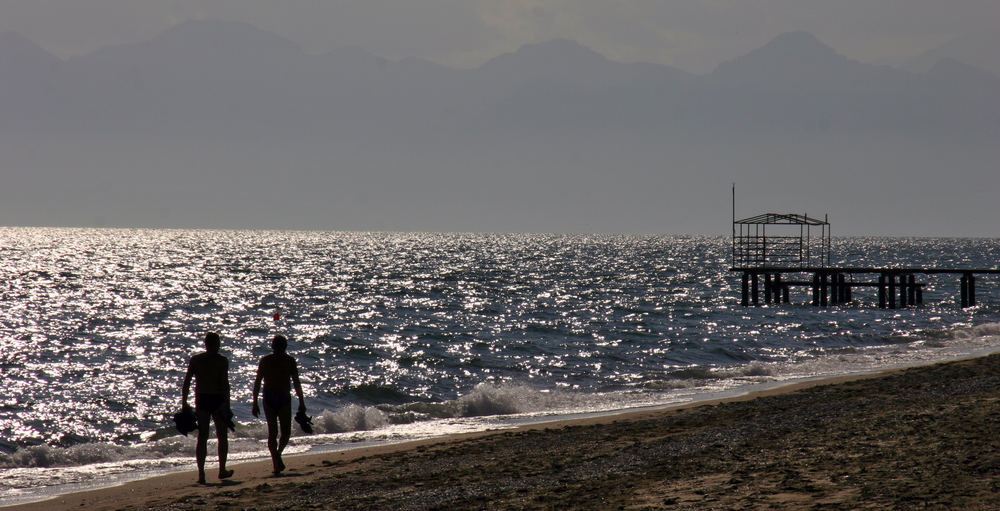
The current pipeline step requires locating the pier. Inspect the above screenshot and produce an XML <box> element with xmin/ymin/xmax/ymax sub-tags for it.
<box><xmin>730</xmin><ymin>198</ymin><xmax>997</xmax><ymax>308</ymax></box>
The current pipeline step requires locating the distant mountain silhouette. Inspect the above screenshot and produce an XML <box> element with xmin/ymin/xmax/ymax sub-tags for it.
<box><xmin>902</xmin><ymin>31</ymin><xmax>1000</xmax><ymax>76</ymax></box>
<box><xmin>0</xmin><ymin>21</ymin><xmax>997</xmax><ymax>233</ymax></box>
<box><xmin>78</xmin><ymin>19</ymin><xmax>304</xmax><ymax>66</ymax></box>
<box><xmin>709</xmin><ymin>31</ymin><xmax>911</xmax><ymax>93</ymax></box>
<box><xmin>0</xmin><ymin>23</ymin><xmax>995</xmax><ymax>136</ymax></box>
<box><xmin>479</xmin><ymin>38</ymin><xmax>645</xmax><ymax>90</ymax></box>
<box><xmin>927</xmin><ymin>57</ymin><xmax>1000</xmax><ymax>88</ymax></box>
<box><xmin>0</xmin><ymin>30</ymin><xmax>62</xmax><ymax>113</ymax></box>
<box><xmin>0</xmin><ymin>30</ymin><xmax>61</xmax><ymax>73</ymax></box>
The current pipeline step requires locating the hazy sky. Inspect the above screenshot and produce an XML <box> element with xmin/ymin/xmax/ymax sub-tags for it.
<box><xmin>2</xmin><ymin>0</ymin><xmax>997</xmax><ymax>72</ymax></box>
<box><xmin>0</xmin><ymin>1</ymin><xmax>997</xmax><ymax>235</ymax></box>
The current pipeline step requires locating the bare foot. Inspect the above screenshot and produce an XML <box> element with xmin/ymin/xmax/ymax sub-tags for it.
<box><xmin>219</xmin><ymin>468</ymin><xmax>234</xmax><ymax>479</ymax></box>
<box><xmin>273</xmin><ymin>458</ymin><xmax>285</xmax><ymax>476</ymax></box>
<box><xmin>197</xmin><ymin>473</ymin><xmax>207</xmax><ymax>485</ymax></box>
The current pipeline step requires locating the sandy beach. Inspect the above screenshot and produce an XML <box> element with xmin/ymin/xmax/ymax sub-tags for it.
<box><xmin>9</xmin><ymin>353</ymin><xmax>1000</xmax><ymax>510</ymax></box>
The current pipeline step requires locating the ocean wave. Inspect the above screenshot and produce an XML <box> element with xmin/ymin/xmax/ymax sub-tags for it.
<box><xmin>0</xmin><ymin>437</ymin><xmax>186</xmax><ymax>469</ymax></box>
<box><xmin>712</xmin><ymin>362</ymin><xmax>776</xmax><ymax>378</ymax></box>
<box><xmin>0</xmin><ymin>384</ymin><xmax>573</xmax><ymax>469</ymax></box>
<box><xmin>952</xmin><ymin>322</ymin><xmax>1000</xmax><ymax>339</ymax></box>
<box><xmin>0</xmin><ymin>432</ymin><xmax>272</xmax><ymax>470</ymax></box>
<box><xmin>6</xmin><ymin>317</ymin><xmax>999</xmax><ymax>472</ymax></box>
<box><xmin>641</xmin><ymin>379</ymin><xmax>696</xmax><ymax>390</ymax></box>
<box><xmin>311</xmin><ymin>383</ymin><xmax>564</xmax><ymax>434</ymax></box>
<box><xmin>339</xmin><ymin>384</ymin><xmax>422</xmax><ymax>405</ymax></box>
<box><xmin>9</xmin><ymin>319</ymin><xmax>997</xmax><ymax>472</ymax></box>
<box><xmin>315</xmin><ymin>404</ymin><xmax>389</xmax><ymax>433</ymax></box>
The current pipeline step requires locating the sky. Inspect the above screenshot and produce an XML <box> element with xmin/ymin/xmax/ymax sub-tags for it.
<box><xmin>0</xmin><ymin>1</ymin><xmax>997</xmax><ymax>236</ymax></box>
<box><xmin>1</xmin><ymin>0</ymin><xmax>997</xmax><ymax>73</ymax></box>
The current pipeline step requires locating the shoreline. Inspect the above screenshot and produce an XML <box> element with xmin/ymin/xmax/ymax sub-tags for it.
<box><xmin>3</xmin><ymin>356</ymin><xmax>941</xmax><ymax>511</ymax></box>
<box><xmin>1</xmin><ymin>362</ymin><xmax>901</xmax><ymax>508</ymax></box>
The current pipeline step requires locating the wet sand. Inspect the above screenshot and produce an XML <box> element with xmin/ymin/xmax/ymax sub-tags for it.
<box><xmin>10</xmin><ymin>353</ymin><xmax>1000</xmax><ymax>510</ymax></box>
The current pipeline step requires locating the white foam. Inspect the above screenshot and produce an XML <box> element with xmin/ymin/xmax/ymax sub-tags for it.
<box><xmin>316</xmin><ymin>404</ymin><xmax>389</xmax><ymax>433</ymax></box>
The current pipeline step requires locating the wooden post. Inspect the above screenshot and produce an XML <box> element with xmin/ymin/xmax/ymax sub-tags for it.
<box><xmin>820</xmin><ymin>272</ymin><xmax>829</xmax><ymax>307</ymax></box>
<box><xmin>830</xmin><ymin>272</ymin><xmax>839</xmax><ymax>305</ymax></box>
<box><xmin>969</xmin><ymin>274</ymin><xmax>976</xmax><ymax>306</ymax></box>
<box><xmin>907</xmin><ymin>274</ymin><xmax>916</xmax><ymax>305</ymax></box>
<box><xmin>960</xmin><ymin>274</ymin><xmax>968</xmax><ymax>308</ymax></box>
<box><xmin>741</xmin><ymin>272</ymin><xmax>749</xmax><ymax>306</ymax></box>
<box><xmin>899</xmin><ymin>274</ymin><xmax>908</xmax><ymax>307</ymax></box>
<box><xmin>782</xmin><ymin>283</ymin><xmax>790</xmax><ymax>304</ymax></box>
<box><xmin>916</xmin><ymin>284</ymin><xmax>923</xmax><ymax>305</ymax></box>
<box><xmin>764</xmin><ymin>273</ymin><xmax>772</xmax><ymax>304</ymax></box>
<box><xmin>772</xmin><ymin>273</ymin><xmax>782</xmax><ymax>303</ymax></box>
<box><xmin>752</xmin><ymin>272</ymin><xmax>759</xmax><ymax>306</ymax></box>
<box><xmin>812</xmin><ymin>273</ymin><xmax>820</xmax><ymax>306</ymax></box>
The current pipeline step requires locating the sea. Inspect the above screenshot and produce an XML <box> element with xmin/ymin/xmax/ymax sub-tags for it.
<box><xmin>2</xmin><ymin>227</ymin><xmax>999</xmax><ymax>505</ymax></box>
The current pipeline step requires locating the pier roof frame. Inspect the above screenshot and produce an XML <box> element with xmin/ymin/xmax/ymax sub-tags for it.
<box><xmin>732</xmin><ymin>211</ymin><xmax>831</xmax><ymax>270</ymax></box>
<box><xmin>734</xmin><ymin>213</ymin><xmax>829</xmax><ymax>226</ymax></box>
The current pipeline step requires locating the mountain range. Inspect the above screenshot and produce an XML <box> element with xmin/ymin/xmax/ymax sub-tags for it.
<box><xmin>0</xmin><ymin>21</ymin><xmax>996</xmax><ymax>137</ymax></box>
<box><xmin>0</xmin><ymin>21</ymin><xmax>997</xmax><ymax>234</ymax></box>
<box><xmin>900</xmin><ymin>31</ymin><xmax>1000</xmax><ymax>76</ymax></box>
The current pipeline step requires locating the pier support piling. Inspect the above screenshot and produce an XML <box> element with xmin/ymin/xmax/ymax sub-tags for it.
<box><xmin>878</xmin><ymin>273</ymin><xmax>887</xmax><ymax>308</ymax></box>
<box><xmin>812</xmin><ymin>273</ymin><xmax>820</xmax><ymax>306</ymax></box>
<box><xmin>764</xmin><ymin>273</ymin><xmax>772</xmax><ymax>305</ymax></box>
<box><xmin>829</xmin><ymin>272</ymin><xmax>839</xmax><ymax>305</ymax></box>
<box><xmin>969</xmin><ymin>274</ymin><xmax>976</xmax><ymax>307</ymax></box>
<box><xmin>733</xmin><ymin>266</ymin><xmax>990</xmax><ymax>309</ymax></box>
<box><xmin>899</xmin><ymin>274</ymin><xmax>908</xmax><ymax>307</ymax></box>
<box><xmin>907</xmin><ymin>275</ymin><xmax>915</xmax><ymax>306</ymax></box>
<box><xmin>820</xmin><ymin>272</ymin><xmax>829</xmax><ymax>307</ymax></box>
<box><xmin>961</xmin><ymin>274</ymin><xmax>969</xmax><ymax>308</ymax></box>
<box><xmin>741</xmin><ymin>272</ymin><xmax>749</xmax><ymax>306</ymax></box>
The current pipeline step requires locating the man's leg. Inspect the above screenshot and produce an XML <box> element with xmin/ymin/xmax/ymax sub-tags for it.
<box><xmin>264</xmin><ymin>405</ymin><xmax>282</xmax><ymax>474</ymax></box>
<box><xmin>195</xmin><ymin>410</ymin><xmax>211</xmax><ymax>484</ymax></box>
<box><xmin>277</xmin><ymin>404</ymin><xmax>292</xmax><ymax>455</ymax></box>
<box><xmin>213</xmin><ymin>411</ymin><xmax>233</xmax><ymax>479</ymax></box>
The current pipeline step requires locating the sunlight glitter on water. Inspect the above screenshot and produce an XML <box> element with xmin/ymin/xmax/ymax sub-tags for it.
<box><xmin>1</xmin><ymin>228</ymin><xmax>999</xmax><ymax>501</ymax></box>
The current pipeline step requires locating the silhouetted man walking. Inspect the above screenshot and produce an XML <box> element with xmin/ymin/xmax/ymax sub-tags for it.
<box><xmin>182</xmin><ymin>332</ymin><xmax>234</xmax><ymax>484</ymax></box>
<box><xmin>252</xmin><ymin>334</ymin><xmax>306</xmax><ymax>475</ymax></box>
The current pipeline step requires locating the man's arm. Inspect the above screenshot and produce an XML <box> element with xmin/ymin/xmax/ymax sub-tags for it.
<box><xmin>252</xmin><ymin>360</ymin><xmax>263</xmax><ymax>417</ymax></box>
<box><xmin>181</xmin><ymin>360</ymin><xmax>194</xmax><ymax>409</ymax></box>
<box><xmin>291</xmin><ymin>359</ymin><xmax>306</xmax><ymax>412</ymax></box>
<box><xmin>223</xmin><ymin>357</ymin><xmax>231</xmax><ymax>401</ymax></box>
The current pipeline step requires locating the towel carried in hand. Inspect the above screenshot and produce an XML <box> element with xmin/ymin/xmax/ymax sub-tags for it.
<box><xmin>172</xmin><ymin>406</ymin><xmax>198</xmax><ymax>436</ymax></box>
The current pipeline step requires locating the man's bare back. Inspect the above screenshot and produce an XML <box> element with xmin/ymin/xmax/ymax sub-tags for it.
<box><xmin>257</xmin><ymin>353</ymin><xmax>298</xmax><ymax>393</ymax></box>
<box><xmin>187</xmin><ymin>352</ymin><xmax>229</xmax><ymax>395</ymax></box>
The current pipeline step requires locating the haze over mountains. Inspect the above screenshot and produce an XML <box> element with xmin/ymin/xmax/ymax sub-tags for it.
<box><xmin>0</xmin><ymin>20</ymin><xmax>997</xmax><ymax>235</ymax></box>
<box><xmin>900</xmin><ymin>31</ymin><xmax>1000</xmax><ymax>77</ymax></box>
